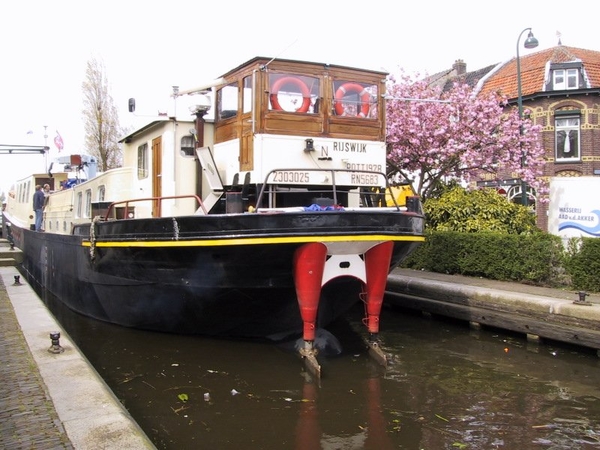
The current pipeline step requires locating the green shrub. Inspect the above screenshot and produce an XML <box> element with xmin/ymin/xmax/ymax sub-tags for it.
<box><xmin>402</xmin><ymin>231</ymin><xmax>566</xmax><ymax>286</ymax></box>
<box><xmin>565</xmin><ymin>238</ymin><xmax>600</xmax><ymax>292</ymax></box>
<box><xmin>424</xmin><ymin>187</ymin><xmax>539</xmax><ymax>234</ymax></box>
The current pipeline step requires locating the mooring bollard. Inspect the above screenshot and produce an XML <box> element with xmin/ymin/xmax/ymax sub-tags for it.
<box><xmin>12</xmin><ymin>275</ymin><xmax>21</xmax><ymax>285</ymax></box>
<box><xmin>48</xmin><ymin>332</ymin><xmax>64</xmax><ymax>354</ymax></box>
<box><xmin>574</xmin><ymin>291</ymin><xmax>592</xmax><ymax>306</ymax></box>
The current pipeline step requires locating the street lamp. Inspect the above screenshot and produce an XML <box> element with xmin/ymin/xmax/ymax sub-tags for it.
<box><xmin>516</xmin><ymin>28</ymin><xmax>539</xmax><ymax>206</ymax></box>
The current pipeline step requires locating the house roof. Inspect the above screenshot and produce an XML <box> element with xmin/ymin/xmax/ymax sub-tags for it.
<box><xmin>476</xmin><ymin>45</ymin><xmax>600</xmax><ymax>99</ymax></box>
<box><xmin>449</xmin><ymin>64</ymin><xmax>498</xmax><ymax>90</ymax></box>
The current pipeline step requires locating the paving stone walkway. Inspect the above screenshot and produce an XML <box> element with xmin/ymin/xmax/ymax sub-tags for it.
<box><xmin>0</xmin><ymin>277</ymin><xmax>74</xmax><ymax>450</ymax></box>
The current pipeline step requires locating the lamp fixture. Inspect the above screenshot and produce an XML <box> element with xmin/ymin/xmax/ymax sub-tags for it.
<box><xmin>524</xmin><ymin>31</ymin><xmax>539</xmax><ymax>49</ymax></box>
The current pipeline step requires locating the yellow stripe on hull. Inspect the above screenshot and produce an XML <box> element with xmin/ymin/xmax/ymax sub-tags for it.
<box><xmin>82</xmin><ymin>234</ymin><xmax>426</xmax><ymax>248</ymax></box>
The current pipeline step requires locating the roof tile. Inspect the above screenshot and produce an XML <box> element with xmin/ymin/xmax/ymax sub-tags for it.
<box><xmin>478</xmin><ymin>46</ymin><xmax>600</xmax><ymax>99</ymax></box>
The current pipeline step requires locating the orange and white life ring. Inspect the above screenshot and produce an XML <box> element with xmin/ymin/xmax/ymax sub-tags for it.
<box><xmin>334</xmin><ymin>82</ymin><xmax>371</xmax><ymax>117</ymax></box>
<box><xmin>269</xmin><ymin>77</ymin><xmax>311</xmax><ymax>113</ymax></box>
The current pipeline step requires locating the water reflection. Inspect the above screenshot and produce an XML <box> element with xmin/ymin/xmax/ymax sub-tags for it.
<box><xmin>42</xmin><ymin>289</ymin><xmax>600</xmax><ymax>449</ymax></box>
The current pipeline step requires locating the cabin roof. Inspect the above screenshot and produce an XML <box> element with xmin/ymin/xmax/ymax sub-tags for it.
<box><xmin>119</xmin><ymin>119</ymin><xmax>193</xmax><ymax>144</ymax></box>
<box><xmin>219</xmin><ymin>56</ymin><xmax>389</xmax><ymax>78</ymax></box>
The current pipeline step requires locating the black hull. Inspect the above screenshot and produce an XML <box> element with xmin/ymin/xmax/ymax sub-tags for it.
<box><xmin>8</xmin><ymin>210</ymin><xmax>423</xmax><ymax>339</ymax></box>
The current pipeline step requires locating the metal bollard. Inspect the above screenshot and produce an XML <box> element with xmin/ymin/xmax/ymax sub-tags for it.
<box><xmin>573</xmin><ymin>291</ymin><xmax>592</xmax><ymax>306</ymax></box>
<box><xmin>12</xmin><ymin>275</ymin><xmax>21</xmax><ymax>285</ymax></box>
<box><xmin>48</xmin><ymin>332</ymin><xmax>64</xmax><ymax>354</ymax></box>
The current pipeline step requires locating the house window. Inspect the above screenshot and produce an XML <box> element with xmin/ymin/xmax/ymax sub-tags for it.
<box><xmin>555</xmin><ymin>116</ymin><xmax>580</xmax><ymax>161</ymax></box>
<box><xmin>553</xmin><ymin>68</ymin><xmax>579</xmax><ymax>90</ymax></box>
<box><xmin>138</xmin><ymin>144</ymin><xmax>148</xmax><ymax>179</ymax></box>
<box><xmin>98</xmin><ymin>185</ymin><xmax>105</xmax><ymax>202</ymax></box>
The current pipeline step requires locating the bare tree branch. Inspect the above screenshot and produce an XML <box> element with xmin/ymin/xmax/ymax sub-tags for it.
<box><xmin>82</xmin><ymin>57</ymin><xmax>124</xmax><ymax>171</ymax></box>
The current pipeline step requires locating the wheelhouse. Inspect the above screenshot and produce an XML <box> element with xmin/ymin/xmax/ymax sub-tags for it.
<box><xmin>190</xmin><ymin>56</ymin><xmax>389</xmax><ymax>212</ymax></box>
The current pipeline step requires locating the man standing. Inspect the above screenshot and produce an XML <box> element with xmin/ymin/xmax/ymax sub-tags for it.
<box><xmin>33</xmin><ymin>185</ymin><xmax>45</xmax><ymax>231</ymax></box>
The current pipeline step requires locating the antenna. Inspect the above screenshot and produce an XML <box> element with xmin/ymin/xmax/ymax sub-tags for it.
<box><xmin>259</xmin><ymin>38</ymin><xmax>300</xmax><ymax>71</ymax></box>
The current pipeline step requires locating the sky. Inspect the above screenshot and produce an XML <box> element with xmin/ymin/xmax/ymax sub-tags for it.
<box><xmin>1</xmin><ymin>0</ymin><xmax>599</xmax><ymax>195</ymax></box>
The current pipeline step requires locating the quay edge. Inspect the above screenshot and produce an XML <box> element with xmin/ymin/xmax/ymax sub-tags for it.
<box><xmin>386</xmin><ymin>268</ymin><xmax>600</xmax><ymax>356</ymax></box>
<box><xmin>0</xmin><ymin>237</ymin><xmax>23</xmax><ymax>267</ymax></box>
<box><xmin>0</xmin><ymin>266</ymin><xmax>156</xmax><ymax>450</ymax></box>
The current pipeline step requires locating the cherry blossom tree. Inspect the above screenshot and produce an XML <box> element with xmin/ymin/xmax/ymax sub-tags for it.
<box><xmin>385</xmin><ymin>73</ymin><xmax>546</xmax><ymax>203</ymax></box>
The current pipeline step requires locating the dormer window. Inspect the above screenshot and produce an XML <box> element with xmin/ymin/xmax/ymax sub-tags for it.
<box><xmin>553</xmin><ymin>69</ymin><xmax>579</xmax><ymax>90</ymax></box>
<box><xmin>550</xmin><ymin>62</ymin><xmax>582</xmax><ymax>91</ymax></box>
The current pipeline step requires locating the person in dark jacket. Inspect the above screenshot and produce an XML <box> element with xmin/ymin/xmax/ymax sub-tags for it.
<box><xmin>33</xmin><ymin>185</ymin><xmax>45</xmax><ymax>231</ymax></box>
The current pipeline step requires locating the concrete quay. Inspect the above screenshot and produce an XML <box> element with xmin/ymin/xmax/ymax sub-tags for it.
<box><xmin>0</xmin><ymin>235</ymin><xmax>23</xmax><ymax>267</ymax></box>
<box><xmin>387</xmin><ymin>268</ymin><xmax>600</xmax><ymax>355</ymax></box>
<box><xmin>0</xmin><ymin>265</ymin><xmax>156</xmax><ymax>449</ymax></box>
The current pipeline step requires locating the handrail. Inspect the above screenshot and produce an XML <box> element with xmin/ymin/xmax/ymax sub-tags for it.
<box><xmin>255</xmin><ymin>168</ymin><xmax>400</xmax><ymax>210</ymax></box>
<box><xmin>103</xmin><ymin>194</ymin><xmax>206</xmax><ymax>221</ymax></box>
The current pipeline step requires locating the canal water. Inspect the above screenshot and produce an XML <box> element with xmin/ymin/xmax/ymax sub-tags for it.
<box><xmin>43</xmin><ymin>292</ymin><xmax>600</xmax><ymax>450</ymax></box>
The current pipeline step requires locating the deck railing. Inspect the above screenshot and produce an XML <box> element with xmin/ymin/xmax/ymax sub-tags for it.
<box><xmin>255</xmin><ymin>168</ymin><xmax>401</xmax><ymax>210</ymax></box>
<box><xmin>103</xmin><ymin>194</ymin><xmax>206</xmax><ymax>220</ymax></box>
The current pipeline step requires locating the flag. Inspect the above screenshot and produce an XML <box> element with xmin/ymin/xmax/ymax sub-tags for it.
<box><xmin>54</xmin><ymin>131</ymin><xmax>64</xmax><ymax>152</ymax></box>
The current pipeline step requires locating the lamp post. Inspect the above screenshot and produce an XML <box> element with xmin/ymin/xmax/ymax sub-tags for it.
<box><xmin>516</xmin><ymin>28</ymin><xmax>538</xmax><ymax>206</ymax></box>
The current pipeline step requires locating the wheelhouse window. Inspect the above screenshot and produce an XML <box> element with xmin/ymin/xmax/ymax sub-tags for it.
<box><xmin>137</xmin><ymin>143</ymin><xmax>148</xmax><ymax>179</ymax></box>
<box><xmin>332</xmin><ymin>80</ymin><xmax>378</xmax><ymax>119</ymax></box>
<box><xmin>268</xmin><ymin>74</ymin><xmax>319</xmax><ymax>113</ymax></box>
<box><xmin>555</xmin><ymin>116</ymin><xmax>580</xmax><ymax>161</ymax></box>
<box><xmin>242</xmin><ymin>76</ymin><xmax>252</xmax><ymax>114</ymax></box>
<box><xmin>217</xmin><ymin>82</ymin><xmax>238</xmax><ymax>120</ymax></box>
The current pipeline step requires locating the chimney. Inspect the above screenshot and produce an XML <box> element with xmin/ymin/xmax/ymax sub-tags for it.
<box><xmin>453</xmin><ymin>59</ymin><xmax>467</xmax><ymax>75</ymax></box>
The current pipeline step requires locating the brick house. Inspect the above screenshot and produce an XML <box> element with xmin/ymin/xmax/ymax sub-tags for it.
<box><xmin>432</xmin><ymin>44</ymin><xmax>600</xmax><ymax>231</ymax></box>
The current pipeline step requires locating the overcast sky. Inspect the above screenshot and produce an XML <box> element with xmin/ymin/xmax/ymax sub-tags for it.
<box><xmin>1</xmin><ymin>0</ymin><xmax>599</xmax><ymax>194</ymax></box>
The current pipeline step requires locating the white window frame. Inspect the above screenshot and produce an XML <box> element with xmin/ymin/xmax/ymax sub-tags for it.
<box><xmin>553</xmin><ymin>68</ymin><xmax>579</xmax><ymax>90</ymax></box>
<box><xmin>555</xmin><ymin>116</ymin><xmax>580</xmax><ymax>162</ymax></box>
<box><xmin>138</xmin><ymin>144</ymin><xmax>148</xmax><ymax>179</ymax></box>
<box><xmin>76</xmin><ymin>192</ymin><xmax>83</xmax><ymax>218</ymax></box>
<box><xmin>98</xmin><ymin>185</ymin><xmax>106</xmax><ymax>202</ymax></box>
<box><xmin>85</xmin><ymin>189</ymin><xmax>92</xmax><ymax>218</ymax></box>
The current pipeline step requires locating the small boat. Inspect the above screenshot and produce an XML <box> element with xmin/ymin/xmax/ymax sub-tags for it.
<box><xmin>3</xmin><ymin>57</ymin><xmax>424</xmax><ymax>369</ymax></box>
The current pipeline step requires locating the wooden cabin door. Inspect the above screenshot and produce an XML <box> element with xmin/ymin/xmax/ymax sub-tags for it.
<box><xmin>240</xmin><ymin>116</ymin><xmax>253</xmax><ymax>172</ymax></box>
<box><xmin>152</xmin><ymin>136</ymin><xmax>162</xmax><ymax>217</ymax></box>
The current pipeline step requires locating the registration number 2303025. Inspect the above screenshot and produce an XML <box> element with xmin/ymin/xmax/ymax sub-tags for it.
<box><xmin>272</xmin><ymin>171</ymin><xmax>310</xmax><ymax>183</ymax></box>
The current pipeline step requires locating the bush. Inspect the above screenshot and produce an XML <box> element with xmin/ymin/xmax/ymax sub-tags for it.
<box><xmin>565</xmin><ymin>238</ymin><xmax>600</xmax><ymax>292</ymax></box>
<box><xmin>402</xmin><ymin>231</ymin><xmax>566</xmax><ymax>286</ymax></box>
<box><xmin>424</xmin><ymin>187</ymin><xmax>539</xmax><ymax>234</ymax></box>
<box><xmin>400</xmin><ymin>186</ymin><xmax>600</xmax><ymax>291</ymax></box>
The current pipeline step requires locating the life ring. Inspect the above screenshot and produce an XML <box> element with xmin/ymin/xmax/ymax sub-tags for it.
<box><xmin>334</xmin><ymin>82</ymin><xmax>371</xmax><ymax>117</ymax></box>
<box><xmin>269</xmin><ymin>77</ymin><xmax>311</xmax><ymax>113</ymax></box>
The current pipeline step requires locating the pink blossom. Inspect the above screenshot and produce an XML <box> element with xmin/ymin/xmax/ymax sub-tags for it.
<box><xmin>386</xmin><ymin>74</ymin><xmax>547</xmax><ymax>202</ymax></box>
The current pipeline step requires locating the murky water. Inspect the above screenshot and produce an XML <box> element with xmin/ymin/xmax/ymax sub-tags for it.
<box><xmin>43</xmin><ymin>291</ymin><xmax>600</xmax><ymax>450</ymax></box>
